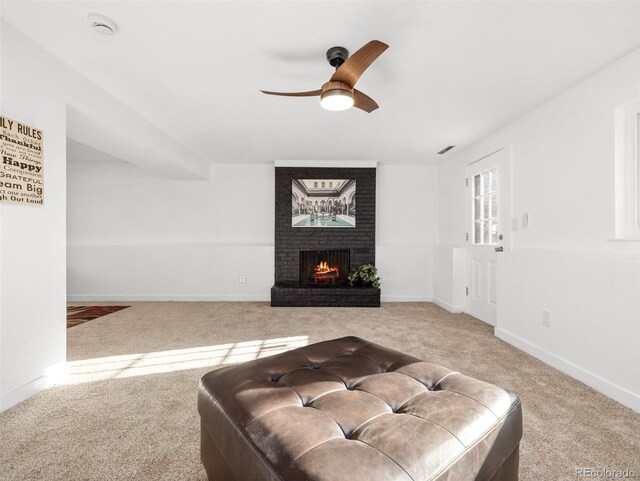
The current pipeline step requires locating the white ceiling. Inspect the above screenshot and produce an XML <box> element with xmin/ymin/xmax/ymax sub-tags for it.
<box><xmin>2</xmin><ymin>1</ymin><xmax>640</xmax><ymax>167</ymax></box>
<box><xmin>66</xmin><ymin>138</ymin><xmax>126</xmax><ymax>165</ymax></box>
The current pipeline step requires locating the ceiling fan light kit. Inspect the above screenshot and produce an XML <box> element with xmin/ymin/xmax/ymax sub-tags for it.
<box><xmin>320</xmin><ymin>89</ymin><xmax>354</xmax><ymax>111</ymax></box>
<box><xmin>261</xmin><ymin>40</ymin><xmax>388</xmax><ymax>113</ymax></box>
<box><xmin>320</xmin><ymin>80</ymin><xmax>354</xmax><ymax>111</ymax></box>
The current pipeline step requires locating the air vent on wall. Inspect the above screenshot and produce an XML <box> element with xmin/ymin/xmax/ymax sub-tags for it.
<box><xmin>437</xmin><ymin>146</ymin><xmax>455</xmax><ymax>155</ymax></box>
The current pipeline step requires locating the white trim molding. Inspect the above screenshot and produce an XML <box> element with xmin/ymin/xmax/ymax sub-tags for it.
<box><xmin>496</xmin><ymin>327</ymin><xmax>640</xmax><ymax>413</ymax></box>
<box><xmin>1</xmin><ymin>376</ymin><xmax>49</xmax><ymax>413</ymax></box>
<box><xmin>67</xmin><ymin>295</ymin><xmax>272</xmax><ymax>302</ymax></box>
<box><xmin>432</xmin><ymin>297</ymin><xmax>465</xmax><ymax>313</ymax></box>
<box><xmin>614</xmin><ymin>99</ymin><xmax>640</xmax><ymax>240</ymax></box>
<box><xmin>0</xmin><ymin>361</ymin><xmax>68</xmax><ymax>413</ymax></box>
<box><xmin>274</xmin><ymin>160</ymin><xmax>377</xmax><ymax>168</ymax></box>
<box><xmin>69</xmin><ymin>295</ymin><xmax>437</xmax><ymax>304</ymax></box>
<box><xmin>67</xmin><ymin>240</ymin><xmax>275</xmax><ymax>247</ymax></box>
<box><xmin>381</xmin><ymin>296</ymin><xmax>433</xmax><ymax>302</ymax></box>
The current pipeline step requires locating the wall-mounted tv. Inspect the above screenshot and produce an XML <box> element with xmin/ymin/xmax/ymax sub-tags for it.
<box><xmin>291</xmin><ymin>179</ymin><xmax>356</xmax><ymax>228</ymax></box>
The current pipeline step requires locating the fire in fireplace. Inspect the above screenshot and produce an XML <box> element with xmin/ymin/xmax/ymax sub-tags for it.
<box><xmin>314</xmin><ymin>261</ymin><xmax>339</xmax><ymax>283</ymax></box>
<box><xmin>300</xmin><ymin>250</ymin><xmax>350</xmax><ymax>286</ymax></box>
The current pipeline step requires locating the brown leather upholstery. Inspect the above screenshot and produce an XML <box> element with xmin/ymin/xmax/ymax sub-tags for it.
<box><xmin>199</xmin><ymin>336</ymin><xmax>522</xmax><ymax>481</ymax></box>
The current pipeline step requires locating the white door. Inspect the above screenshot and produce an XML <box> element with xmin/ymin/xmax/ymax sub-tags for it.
<box><xmin>466</xmin><ymin>148</ymin><xmax>510</xmax><ymax>326</ymax></box>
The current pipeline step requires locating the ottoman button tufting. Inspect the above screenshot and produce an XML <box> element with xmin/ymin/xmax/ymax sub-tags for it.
<box><xmin>198</xmin><ymin>336</ymin><xmax>522</xmax><ymax>481</ymax></box>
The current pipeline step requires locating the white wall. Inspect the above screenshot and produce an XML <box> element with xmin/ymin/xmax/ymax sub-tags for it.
<box><xmin>0</xmin><ymin>18</ymin><xmax>213</xmax><ymax>411</ymax></box>
<box><xmin>432</xmin><ymin>245</ymin><xmax>465</xmax><ymax>313</ymax></box>
<box><xmin>67</xmin><ymin>162</ymin><xmax>439</xmax><ymax>302</ymax></box>
<box><xmin>67</xmin><ymin>162</ymin><xmax>274</xmax><ymax>300</ymax></box>
<box><xmin>436</xmin><ymin>48</ymin><xmax>640</xmax><ymax>412</ymax></box>
<box><xmin>377</xmin><ymin>164</ymin><xmax>438</xmax><ymax>301</ymax></box>
<box><xmin>497</xmin><ymin>251</ymin><xmax>640</xmax><ymax>410</ymax></box>
<box><xmin>0</xmin><ymin>22</ymin><xmax>67</xmax><ymax>411</ymax></box>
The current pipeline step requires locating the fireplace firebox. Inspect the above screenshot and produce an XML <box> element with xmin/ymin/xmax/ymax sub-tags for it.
<box><xmin>300</xmin><ymin>250</ymin><xmax>350</xmax><ymax>286</ymax></box>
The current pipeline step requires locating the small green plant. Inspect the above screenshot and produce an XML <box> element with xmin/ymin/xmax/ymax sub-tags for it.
<box><xmin>348</xmin><ymin>264</ymin><xmax>381</xmax><ymax>289</ymax></box>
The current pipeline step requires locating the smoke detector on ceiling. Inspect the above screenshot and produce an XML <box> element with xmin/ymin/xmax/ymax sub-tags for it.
<box><xmin>88</xmin><ymin>13</ymin><xmax>118</xmax><ymax>35</ymax></box>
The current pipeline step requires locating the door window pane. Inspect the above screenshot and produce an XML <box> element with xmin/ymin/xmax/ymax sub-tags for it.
<box><xmin>490</xmin><ymin>167</ymin><xmax>498</xmax><ymax>193</ymax></box>
<box><xmin>490</xmin><ymin>221</ymin><xmax>498</xmax><ymax>244</ymax></box>
<box><xmin>472</xmin><ymin>166</ymin><xmax>499</xmax><ymax>245</ymax></box>
<box><xmin>482</xmin><ymin>171</ymin><xmax>490</xmax><ymax>194</ymax></box>
<box><xmin>482</xmin><ymin>221</ymin><xmax>490</xmax><ymax>244</ymax></box>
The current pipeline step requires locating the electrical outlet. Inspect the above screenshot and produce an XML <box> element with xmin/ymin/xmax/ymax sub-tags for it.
<box><xmin>542</xmin><ymin>310</ymin><xmax>551</xmax><ymax>328</ymax></box>
<box><xmin>239</xmin><ymin>275</ymin><xmax>246</xmax><ymax>284</ymax></box>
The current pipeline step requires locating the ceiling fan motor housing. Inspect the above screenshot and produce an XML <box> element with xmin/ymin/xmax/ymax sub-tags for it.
<box><xmin>326</xmin><ymin>46</ymin><xmax>349</xmax><ymax>68</ymax></box>
<box><xmin>321</xmin><ymin>81</ymin><xmax>352</xmax><ymax>94</ymax></box>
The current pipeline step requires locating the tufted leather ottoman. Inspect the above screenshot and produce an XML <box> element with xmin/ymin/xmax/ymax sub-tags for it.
<box><xmin>198</xmin><ymin>336</ymin><xmax>522</xmax><ymax>481</ymax></box>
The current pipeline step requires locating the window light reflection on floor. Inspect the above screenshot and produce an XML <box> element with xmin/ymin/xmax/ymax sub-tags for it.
<box><xmin>66</xmin><ymin>336</ymin><xmax>309</xmax><ymax>384</ymax></box>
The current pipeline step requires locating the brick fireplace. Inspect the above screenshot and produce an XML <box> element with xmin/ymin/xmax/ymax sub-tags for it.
<box><xmin>271</xmin><ymin>162</ymin><xmax>380</xmax><ymax>307</ymax></box>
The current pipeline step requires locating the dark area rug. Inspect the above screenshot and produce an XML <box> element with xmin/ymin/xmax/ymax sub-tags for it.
<box><xmin>67</xmin><ymin>306</ymin><xmax>130</xmax><ymax>328</ymax></box>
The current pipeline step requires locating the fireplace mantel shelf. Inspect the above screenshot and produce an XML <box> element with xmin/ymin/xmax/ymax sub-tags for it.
<box><xmin>274</xmin><ymin>160</ymin><xmax>377</xmax><ymax>168</ymax></box>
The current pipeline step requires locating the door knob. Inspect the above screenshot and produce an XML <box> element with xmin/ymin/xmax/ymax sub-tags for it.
<box><xmin>495</xmin><ymin>246</ymin><xmax>504</xmax><ymax>252</ymax></box>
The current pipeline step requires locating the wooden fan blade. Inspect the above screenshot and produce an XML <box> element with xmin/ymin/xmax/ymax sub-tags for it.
<box><xmin>260</xmin><ymin>89</ymin><xmax>321</xmax><ymax>97</ymax></box>
<box><xmin>353</xmin><ymin>89</ymin><xmax>379</xmax><ymax>113</ymax></box>
<box><xmin>330</xmin><ymin>40</ymin><xmax>388</xmax><ymax>88</ymax></box>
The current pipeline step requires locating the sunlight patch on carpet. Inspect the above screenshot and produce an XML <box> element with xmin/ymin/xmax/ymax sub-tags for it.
<box><xmin>66</xmin><ymin>336</ymin><xmax>309</xmax><ymax>384</ymax></box>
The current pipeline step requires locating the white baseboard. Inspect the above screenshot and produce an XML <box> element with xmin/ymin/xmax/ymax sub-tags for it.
<box><xmin>70</xmin><ymin>295</ymin><xmax>434</xmax><ymax>303</ymax></box>
<box><xmin>495</xmin><ymin>327</ymin><xmax>640</xmax><ymax>413</ymax></box>
<box><xmin>432</xmin><ymin>297</ymin><xmax>465</xmax><ymax>313</ymax></box>
<box><xmin>67</xmin><ymin>295</ymin><xmax>271</xmax><ymax>302</ymax></box>
<box><xmin>381</xmin><ymin>296</ymin><xmax>432</xmax><ymax>302</ymax></box>
<box><xmin>0</xmin><ymin>375</ymin><xmax>48</xmax><ymax>413</ymax></box>
<box><xmin>0</xmin><ymin>361</ymin><xmax>67</xmax><ymax>413</ymax></box>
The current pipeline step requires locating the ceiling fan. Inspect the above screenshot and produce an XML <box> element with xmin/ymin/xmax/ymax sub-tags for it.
<box><xmin>260</xmin><ymin>40</ymin><xmax>388</xmax><ymax>113</ymax></box>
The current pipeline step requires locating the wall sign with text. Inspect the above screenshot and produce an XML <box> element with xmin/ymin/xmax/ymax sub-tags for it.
<box><xmin>0</xmin><ymin>115</ymin><xmax>44</xmax><ymax>205</ymax></box>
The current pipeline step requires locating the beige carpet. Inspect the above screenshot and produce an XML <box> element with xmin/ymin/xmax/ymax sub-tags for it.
<box><xmin>1</xmin><ymin>302</ymin><xmax>638</xmax><ymax>480</ymax></box>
